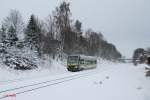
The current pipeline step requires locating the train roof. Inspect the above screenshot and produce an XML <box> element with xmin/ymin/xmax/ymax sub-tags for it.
<box><xmin>68</xmin><ymin>55</ymin><xmax>97</xmax><ymax>60</ymax></box>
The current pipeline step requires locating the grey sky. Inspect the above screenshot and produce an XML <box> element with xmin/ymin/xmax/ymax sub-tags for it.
<box><xmin>0</xmin><ymin>0</ymin><xmax>150</xmax><ymax>57</ymax></box>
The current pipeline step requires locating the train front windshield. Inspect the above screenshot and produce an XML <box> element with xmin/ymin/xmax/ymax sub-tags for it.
<box><xmin>67</xmin><ymin>56</ymin><xmax>79</xmax><ymax>65</ymax></box>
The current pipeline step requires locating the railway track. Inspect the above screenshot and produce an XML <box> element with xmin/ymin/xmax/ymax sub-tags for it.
<box><xmin>0</xmin><ymin>70</ymin><xmax>96</xmax><ymax>99</ymax></box>
<box><xmin>0</xmin><ymin>72</ymin><xmax>58</xmax><ymax>84</ymax></box>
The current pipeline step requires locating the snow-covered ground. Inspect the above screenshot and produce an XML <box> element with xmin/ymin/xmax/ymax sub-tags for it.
<box><xmin>0</xmin><ymin>59</ymin><xmax>67</xmax><ymax>84</ymax></box>
<box><xmin>0</xmin><ymin>60</ymin><xmax>150</xmax><ymax>100</ymax></box>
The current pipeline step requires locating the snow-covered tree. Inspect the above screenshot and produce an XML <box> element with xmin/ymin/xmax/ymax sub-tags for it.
<box><xmin>45</xmin><ymin>15</ymin><xmax>56</xmax><ymax>40</ymax></box>
<box><xmin>7</xmin><ymin>26</ymin><xmax>18</xmax><ymax>46</ymax></box>
<box><xmin>74</xmin><ymin>20</ymin><xmax>82</xmax><ymax>33</ymax></box>
<box><xmin>2</xmin><ymin>9</ymin><xmax>24</xmax><ymax>40</ymax></box>
<box><xmin>53</xmin><ymin>1</ymin><xmax>72</xmax><ymax>55</ymax></box>
<box><xmin>0</xmin><ymin>25</ymin><xmax>6</xmax><ymax>43</ymax></box>
<box><xmin>25</xmin><ymin>15</ymin><xmax>42</xmax><ymax>56</ymax></box>
<box><xmin>132</xmin><ymin>48</ymin><xmax>145</xmax><ymax>65</ymax></box>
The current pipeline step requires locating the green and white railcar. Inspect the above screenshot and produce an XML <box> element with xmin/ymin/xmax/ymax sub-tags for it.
<box><xmin>67</xmin><ymin>55</ymin><xmax>97</xmax><ymax>72</ymax></box>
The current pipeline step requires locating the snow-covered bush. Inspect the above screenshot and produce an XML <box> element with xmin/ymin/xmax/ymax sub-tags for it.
<box><xmin>0</xmin><ymin>43</ymin><xmax>7</xmax><ymax>54</ymax></box>
<box><xmin>3</xmin><ymin>53</ymin><xmax>37</xmax><ymax>70</ymax></box>
<box><xmin>0</xmin><ymin>41</ymin><xmax>39</xmax><ymax>70</ymax></box>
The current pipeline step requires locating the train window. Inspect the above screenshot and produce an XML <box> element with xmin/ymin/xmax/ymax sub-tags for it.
<box><xmin>67</xmin><ymin>56</ymin><xmax>79</xmax><ymax>64</ymax></box>
<box><xmin>80</xmin><ymin>59</ymin><xmax>84</xmax><ymax>64</ymax></box>
<box><xmin>88</xmin><ymin>60</ymin><xmax>93</xmax><ymax>64</ymax></box>
<box><xmin>94</xmin><ymin>60</ymin><xmax>97</xmax><ymax>64</ymax></box>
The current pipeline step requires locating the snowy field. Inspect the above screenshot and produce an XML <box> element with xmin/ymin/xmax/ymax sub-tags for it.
<box><xmin>0</xmin><ymin>60</ymin><xmax>150</xmax><ymax>100</ymax></box>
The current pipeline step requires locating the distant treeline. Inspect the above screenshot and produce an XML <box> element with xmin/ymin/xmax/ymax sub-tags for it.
<box><xmin>0</xmin><ymin>1</ymin><xmax>122</xmax><ymax>60</ymax></box>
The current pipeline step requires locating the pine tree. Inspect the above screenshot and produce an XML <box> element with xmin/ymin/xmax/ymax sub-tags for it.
<box><xmin>74</xmin><ymin>20</ymin><xmax>82</xmax><ymax>34</ymax></box>
<box><xmin>0</xmin><ymin>25</ymin><xmax>6</xmax><ymax>43</ymax></box>
<box><xmin>7</xmin><ymin>26</ymin><xmax>18</xmax><ymax>46</ymax></box>
<box><xmin>25</xmin><ymin>15</ymin><xmax>41</xmax><ymax>55</ymax></box>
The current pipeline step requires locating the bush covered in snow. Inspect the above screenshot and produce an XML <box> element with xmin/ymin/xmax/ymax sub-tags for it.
<box><xmin>3</xmin><ymin>54</ymin><xmax>37</xmax><ymax>70</ymax></box>
<box><xmin>0</xmin><ymin>42</ymin><xmax>38</xmax><ymax>70</ymax></box>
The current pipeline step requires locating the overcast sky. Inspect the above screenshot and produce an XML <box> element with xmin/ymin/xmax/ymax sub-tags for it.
<box><xmin>0</xmin><ymin>0</ymin><xmax>150</xmax><ymax>57</ymax></box>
